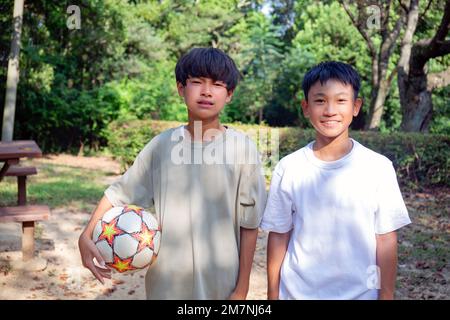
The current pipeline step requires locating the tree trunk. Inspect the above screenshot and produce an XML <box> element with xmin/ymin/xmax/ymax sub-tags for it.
<box><xmin>399</xmin><ymin>0</ymin><xmax>450</xmax><ymax>131</ymax></box>
<box><xmin>2</xmin><ymin>0</ymin><xmax>24</xmax><ymax>142</ymax></box>
<box><xmin>366</xmin><ymin>78</ymin><xmax>390</xmax><ymax>129</ymax></box>
<box><xmin>399</xmin><ymin>71</ymin><xmax>432</xmax><ymax>132</ymax></box>
<box><xmin>339</xmin><ymin>1</ymin><xmax>406</xmax><ymax>131</ymax></box>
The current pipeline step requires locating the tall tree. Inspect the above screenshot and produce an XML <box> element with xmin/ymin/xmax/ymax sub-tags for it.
<box><xmin>398</xmin><ymin>0</ymin><xmax>450</xmax><ymax>131</ymax></box>
<box><xmin>339</xmin><ymin>0</ymin><xmax>414</xmax><ymax>130</ymax></box>
<box><xmin>229</xmin><ymin>12</ymin><xmax>284</xmax><ymax>123</ymax></box>
<box><xmin>2</xmin><ymin>0</ymin><xmax>24</xmax><ymax>141</ymax></box>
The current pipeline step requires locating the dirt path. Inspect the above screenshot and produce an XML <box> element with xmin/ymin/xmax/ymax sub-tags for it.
<box><xmin>0</xmin><ymin>154</ymin><xmax>448</xmax><ymax>300</ymax></box>
<box><xmin>0</xmin><ymin>154</ymin><xmax>267</xmax><ymax>300</ymax></box>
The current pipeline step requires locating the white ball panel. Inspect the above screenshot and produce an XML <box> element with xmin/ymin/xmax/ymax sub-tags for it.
<box><xmin>95</xmin><ymin>240</ymin><xmax>114</xmax><ymax>263</ymax></box>
<box><xmin>102</xmin><ymin>206</ymin><xmax>124</xmax><ymax>223</ymax></box>
<box><xmin>153</xmin><ymin>231</ymin><xmax>161</xmax><ymax>254</ymax></box>
<box><xmin>114</xmin><ymin>234</ymin><xmax>138</xmax><ymax>259</ymax></box>
<box><xmin>92</xmin><ymin>220</ymin><xmax>103</xmax><ymax>242</ymax></box>
<box><xmin>132</xmin><ymin>247</ymin><xmax>153</xmax><ymax>268</ymax></box>
<box><xmin>142</xmin><ymin>212</ymin><xmax>158</xmax><ymax>230</ymax></box>
<box><xmin>117</xmin><ymin>211</ymin><xmax>142</xmax><ymax>233</ymax></box>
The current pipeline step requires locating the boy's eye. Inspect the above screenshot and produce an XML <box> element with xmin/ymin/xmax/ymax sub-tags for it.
<box><xmin>314</xmin><ymin>99</ymin><xmax>325</xmax><ymax>103</ymax></box>
<box><xmin>214</xmin><ymin>82</ymin><xmax>226</xmax><ymax>87</ymax></box>
<box><xmin>338</xmin><ymin>99</ymin><xmax>347</xmax><ymax>103</ymax></box>
<box><xmin>191</xmin><ymin>80</ymin><xmax>201</xmax><ymax>84</ymax></box>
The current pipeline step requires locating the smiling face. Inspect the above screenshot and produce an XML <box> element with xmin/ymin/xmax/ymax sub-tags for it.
<box><xmin>177</xmin><ymin>77</ymin><xmax>233</xmax><ymax>121</ymax></box>
<box><xmin>301</xmin><ymin>79</ymin><xmax>362</xmax><ymax>145</ymax></box>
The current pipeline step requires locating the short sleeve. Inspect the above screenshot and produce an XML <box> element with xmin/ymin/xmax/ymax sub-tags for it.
<box><xmin>259</xmin><ymin>163</ymin><xmax>294</xmax><ymax>233</ymax></box>
<box><xmin>104</xmin><ymin>143</ymin><xmax>154</xmax><ymax>208</ymax></box>
<box><xmin>375</xmin><ymin>161</ymin><xmax>411</xmax><ymax>234</ymax></box>
<box><xmin>239</xmin><ymin>164</ymin><xmax>267</xmax><ymax>229</ymax></box>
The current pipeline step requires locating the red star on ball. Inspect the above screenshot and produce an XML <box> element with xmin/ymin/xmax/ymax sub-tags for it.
<box><xmin>97</xmin><ymin>218</ymin><xmax>124</xmax><ymax>246</ymax></box>
<box><xmin>123</xmin><ymin>205</ymin><xmax>144</xmax><ymax>215</ymax></box>
<box><xmin>133</xmin><ymin>222</ymin><xmax>157</xmax><ymax>252</ymax></box>
<box><xmin>110</xmin><ymin>255</ymin><xmax>135</xmax><ymax>273</ymax></box>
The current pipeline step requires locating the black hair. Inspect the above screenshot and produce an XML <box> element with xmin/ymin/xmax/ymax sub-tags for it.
<box><xmin>175</xmin><ymin>47</ymin><xmax>241</xmax><ymax>91</ymax></box>
<box><xmin>302</xmin><ymin>61</ymin><xmax>361</xmax><ymax>101</ymax></box>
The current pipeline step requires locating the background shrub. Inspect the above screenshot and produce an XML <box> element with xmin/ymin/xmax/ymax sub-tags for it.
<box><xmin>106</xmin><ymin>120</ymin><xmax>450</xmax><ymax>188</ymax></box>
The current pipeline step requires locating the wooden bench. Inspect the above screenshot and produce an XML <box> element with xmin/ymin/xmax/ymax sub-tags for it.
<box><xmin>0</xmin><ymin>205</ymin><xmax>50</xmax><ymax>261</ymax></box>
<box><xmin>5</xmin><ymin>166</ymin><xmax>37</xmax><ymax>205</ymax></box>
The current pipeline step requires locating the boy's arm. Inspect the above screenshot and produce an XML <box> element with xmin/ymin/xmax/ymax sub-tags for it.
<box><xmin>78</xmin><ymin>195</ymin><xmax>113</xmax><ymax>284</ymax></box>
<box><xmin>228</xmin><ymin>227</ymin><xmax>259</xmax><ymax>300</ymax></box>
<box><xmin>376</xmin><ymin>231</ymin><xmax>398</xmax><ymax>300</ymax></box>
<box><xmin>267</xmin><ymin>231</ymin><xmax>290</xmax><ymax>300</ymax></box>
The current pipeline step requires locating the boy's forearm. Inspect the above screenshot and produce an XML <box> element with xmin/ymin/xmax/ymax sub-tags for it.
<box><xmin>267</xmin><ymin>231</ymin><xmax>290</xmax><ymax>300</ymax></box>
<box><xmin>81</xmin><ymin>195</ymin><xmax>113</xmax><ymax>238</ymax></box>
<box><xmin>376</xmin><ymin>231</ymin><xmax>398</xmax><ymax>300</ymax></box>
<box><xmin>233</xmin><ymin>227</ymin><xmax>259</xmax><ymax>298</ymax></box>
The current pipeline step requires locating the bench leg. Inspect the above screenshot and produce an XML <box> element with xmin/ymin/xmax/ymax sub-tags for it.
<box><xmin>18</xmin><ymin>176</ymin><xmax>27</xmax><ymax>205</ymax></box>
<box><xmin>22</xmin><ymin>221</ymin><xmax>35</xmax><ymax>261</ymax></box>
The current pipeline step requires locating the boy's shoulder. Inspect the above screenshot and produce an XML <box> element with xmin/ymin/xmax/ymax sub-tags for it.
<box><xmin>141</xmin><ymin>125</ymin><xmax>260</xmax><ymax>155</ymax></box>
<box><xmin>274</xmin><ymin>139</ymin><xmax>394</xmax><ymax>174</ymax></box>
<box><xmin>351</xmin><ymin>139</ymin><xmax>393</xmax><ymax>167</ymax></box>
<box><xmin>225</xmin><ymin>126</ymin><xmax>258</xmax><ymax>144</ymax></box>
<box><xmin>277</xmin><ymin>143</ymin><xmax>310</xmax><ymax>169</ymax></box>
<box><xmin>139</xmin><ymin>126</ymin><xmax>181</xmax><ymax>155</ymax></box>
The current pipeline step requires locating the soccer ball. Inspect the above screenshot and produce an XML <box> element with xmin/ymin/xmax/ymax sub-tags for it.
<box><xmin>92</xmin><ymin>205</ymin><xmax>161</xmax><ymax>273</ymax></box>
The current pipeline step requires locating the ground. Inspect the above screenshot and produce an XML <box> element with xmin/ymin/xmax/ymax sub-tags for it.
<box><xmin>0</xmin><ymin>154</ymin><xmax>448</xmax><ymax>300</ymax></box>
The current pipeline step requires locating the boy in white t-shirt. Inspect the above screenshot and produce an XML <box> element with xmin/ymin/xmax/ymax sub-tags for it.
<box><xmin>261</xmin><ymin>61</ymin><xmax>411</xmax><ymax>300</ymax></box>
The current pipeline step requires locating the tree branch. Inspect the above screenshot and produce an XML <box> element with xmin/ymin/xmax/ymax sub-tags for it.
<box><xmin>427</xmin><ymin>66</ymin><xmax>450</xmax><ymax>90</ymax></box>
<box><xmin>422</xmin><ymin>0</ymin><xmax>450</xmax><ymax>60</ymax></box>
<box><xmin>397</xmin><ymin>0</ymin><xmax>408</xmax><ymax>13</ymax></box>
<box><xmin>397</xmin><ymin>0</ymin><xmax>420</xmax><ymax>72</ymax></box>
<box><xmin>414</xmin><ymin>0</ymin><xmax>450</xmax><ymax>67</ymax></box>
<box><xmin>418</xmin><ymin>0</ymin><xmax>433</xmax><ymax>21</ymax></box>
<box><xmin>380</xmin><ymin>0</ymin><xmax>392</xmax><ymax>44</ymax></box>
<box><xmin>339</xmin><ymin>0</ymin><xmax>376</xmax><ymax>58</ymax></box>
<box><xmin>387</xmin><ymin>68</ymin><xmax>398</xmax><ymax>87</ymax></box>
<box><xmin>381</xmin><ymin>13</ymin><xmax>406</xmax><ymax>61</ymax></box>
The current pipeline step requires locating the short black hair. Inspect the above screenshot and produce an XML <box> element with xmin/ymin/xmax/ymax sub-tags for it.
<box><xmin>302</xmin><ymin>61</ymin><xmax>361</xmax><ymax>101</ymax></box>
<box><xmin>175</xmin><ymin>47</ymin><xmax>241</xmax><ymax>91</ymax></box>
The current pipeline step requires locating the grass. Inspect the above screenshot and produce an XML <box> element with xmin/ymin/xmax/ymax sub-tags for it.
<box><xmin>0</xmin><ymin>154</ymin><xmax>448</xmax><ymax>299</ymax></box>
<box><xmin>0</xmin><ymin>162</ymin><xmax>107</xmax><ymax>208</ymax></box>
<box><xmin>396</xmin><ymin>188</ymin><xmax>449</xmax><ymax>299</ymax></box>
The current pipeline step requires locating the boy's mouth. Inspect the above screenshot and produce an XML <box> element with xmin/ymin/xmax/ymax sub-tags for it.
<box><xmin>320</xmin><ymin>120</ymin><xmax>341</xmax><ymax>127</ymax></box>
<box><xmin>197</xmin><ymin>100</ymin><xmax>214</xmax><ymax>107</ymax></box>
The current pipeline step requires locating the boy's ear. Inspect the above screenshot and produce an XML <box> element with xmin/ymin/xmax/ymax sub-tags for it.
<box><xmin>176</xmin><ymin>82</ymin><xmax>184</xmax><ymax>97</ymax></box>
<box><xmin>353</xmin><ymin>97</ymin><xmax>363</xmax><ymax>117</ymax></box>
<box><xmin>301</xmin><ymin>99</ymin><xmax>310</xmax><ymax>118</ymax></box>
<box><xmin>225</xmin><ymin>89</ymin><xmax>234</xmax><ymax>103</ymax></box>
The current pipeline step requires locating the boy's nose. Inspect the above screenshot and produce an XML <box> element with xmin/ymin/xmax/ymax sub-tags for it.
<box><xmin>323</xmin><ymin>103</ymin><xmax>337</xmax><ymax>115</ymax></box>
<box><xmin>201</xmin><ymin>83</ymin><xmax>213</xmax><ymax>96</ymax></box>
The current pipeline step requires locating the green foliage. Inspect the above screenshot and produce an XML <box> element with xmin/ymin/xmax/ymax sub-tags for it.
<box><xmin>0</xmin><ymin>163</ymin><xmax>106</xmax><ymax>208</ymax></box>
<box><xmin>430</xmin><ymin>86</ymin><xmax>450</xmax><ymax>135</ymax></box>
<box><xmin>0</xmin><ymin>0</ymin><xmax>448</xmax><ymax>153</ymax></box>
<box><xmin>107</xmin><ymin>120</ymin><xmax>449</xmax><ymax>188</ymax></box>
<box><xmin>291</xmin><ymin>1</ymin><xmax>373</xmax><ymax>129</ymax></box>
<box><xmin>223</xmin><ymin>12</ymin><xmax>284</xmax><ymax>123</ymax></box>
<box><xmin>105</xmin><ymin>119</ymin><xmax>182</xmax><ymax>171</ymax></box>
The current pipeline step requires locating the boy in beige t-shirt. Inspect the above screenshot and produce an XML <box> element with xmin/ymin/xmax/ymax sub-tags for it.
<box><xmin>78</xmin><ymin>47</ymin><xmax>267</xmax><ymax>299</ymax></box>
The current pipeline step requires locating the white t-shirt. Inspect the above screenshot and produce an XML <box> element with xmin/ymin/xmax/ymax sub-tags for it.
<box><xmin>260</xmin><ymin>139</ymin><xmax>411</xmax><ymax>300</ymax></box>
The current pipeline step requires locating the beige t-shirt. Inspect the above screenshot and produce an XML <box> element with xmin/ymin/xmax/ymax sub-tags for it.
<box><xmin>104</xmin><ymin>126</ymin><xmax>267</xmax><ymax>299</ymax></box>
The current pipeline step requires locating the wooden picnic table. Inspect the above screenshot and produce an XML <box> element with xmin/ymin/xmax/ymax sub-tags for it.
<box><xmin>0</xmin><ymin>140</ymin><xmax>42</xmax><ymax>182</ymax></box>
<box><xmin>0</xmin><ymin>140</ymin><xmax>49</xmax><ymax>271</ymax></box>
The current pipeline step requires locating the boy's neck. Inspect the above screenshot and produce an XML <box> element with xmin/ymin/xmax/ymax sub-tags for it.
<box><xmin>186</xmin><ymin>118</ymin><xmax>225</xmax><ymax>142</ymax></box>
<box><xmin>312</xmin><ymin>132</ymin><xmax>353</xmax><ymax>162</ymax></box>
